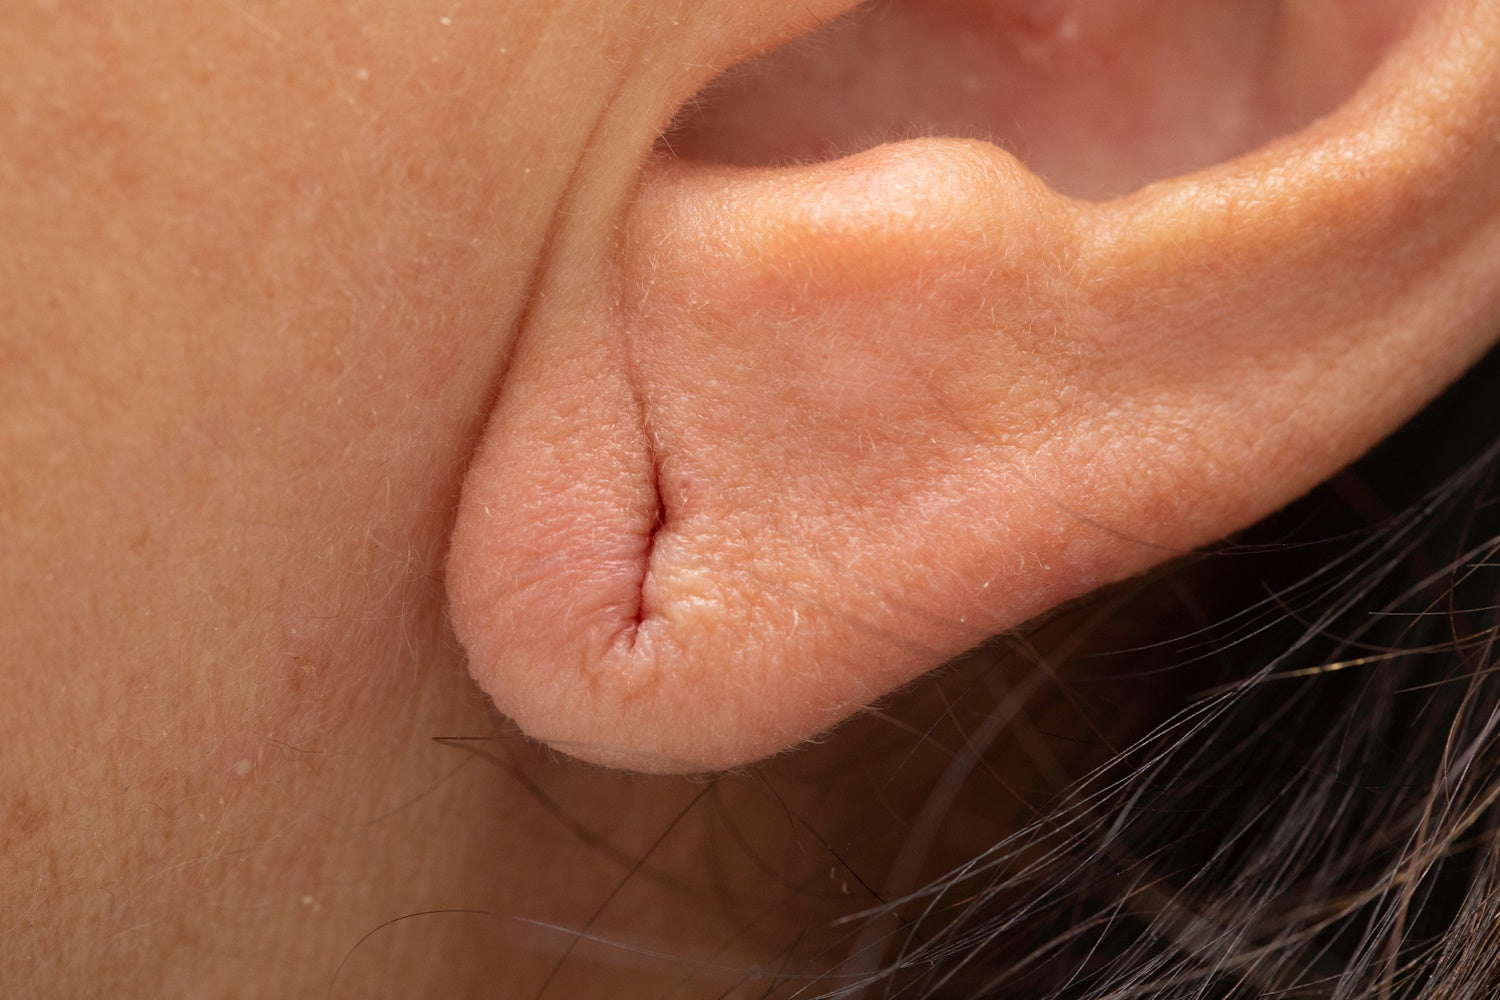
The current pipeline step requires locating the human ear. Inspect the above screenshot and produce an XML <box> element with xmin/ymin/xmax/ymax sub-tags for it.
<box><xmin>446</xmin><ymin>0</ymin><xmax>1500</xmax><ymax>773</ymax></box>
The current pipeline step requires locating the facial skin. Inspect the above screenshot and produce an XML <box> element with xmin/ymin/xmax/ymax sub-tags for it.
<box><xmin>3</xmin><ymin>0</ymin><xmax>1499</xmax><ymax>996</ymax></box>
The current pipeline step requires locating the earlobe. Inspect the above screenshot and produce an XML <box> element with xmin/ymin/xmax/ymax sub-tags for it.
<box><xmin>447</xmin><ymin>0</ymin><xmax>1500</xmax><ymax>773</ymax></box>
<box><xmin>448</xmin><ymin>139</ymin><xmax>1076</xmax><ymax>772</ymax></box>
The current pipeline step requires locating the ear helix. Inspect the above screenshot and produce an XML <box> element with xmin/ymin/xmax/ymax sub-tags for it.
<box><xmin>446</xmin><ymin>0</ymin><xmax>1500</xmax><ymax>773</ymax></box>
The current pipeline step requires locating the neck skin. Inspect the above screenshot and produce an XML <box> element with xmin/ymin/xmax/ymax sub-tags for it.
<box><xmin>0</xmin><ymin>0</ymin><xmax>1450</xmax><ymax>995</ymax></box>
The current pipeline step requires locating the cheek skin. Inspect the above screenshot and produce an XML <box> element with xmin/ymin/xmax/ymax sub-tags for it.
<box><xmin>0</xmin><ymin>1</ymin><xmax>791</xmax><ymax>992</ymax></box>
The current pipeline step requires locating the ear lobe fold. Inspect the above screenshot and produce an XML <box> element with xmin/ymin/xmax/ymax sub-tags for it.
<box><xmin>446</xmin><ymin>0</ymin><xmax>1500</xmax><ymax>773</ymax></box>
<box><xmin>448</xmin><ymin>141</ymin><xmax>1076</xmax><ymax>773</ymax></box>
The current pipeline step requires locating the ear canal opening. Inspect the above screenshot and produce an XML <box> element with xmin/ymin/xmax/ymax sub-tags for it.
<box><xmin>660</xmin><ymin>0</ymin><xmax>1424</xmax><ymax>200</ymax></box>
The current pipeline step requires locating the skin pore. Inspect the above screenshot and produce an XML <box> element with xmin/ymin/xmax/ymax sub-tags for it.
<box><xmin>3</xmin><ymin>1</ymin><xmax>1499</xmax><ymax>997</ymax></box>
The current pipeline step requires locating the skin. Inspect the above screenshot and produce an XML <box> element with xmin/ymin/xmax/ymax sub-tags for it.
<box><xmin>3</xmin><ymin>0</ymin><xmax>1499</xmax><ymax>995</ymax></box>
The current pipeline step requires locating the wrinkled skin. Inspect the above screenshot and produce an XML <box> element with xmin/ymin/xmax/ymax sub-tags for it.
<box><xmin>4</xmin><ymin>1</ymin><xmax>1498</xmax><ymax>996</ymax></box>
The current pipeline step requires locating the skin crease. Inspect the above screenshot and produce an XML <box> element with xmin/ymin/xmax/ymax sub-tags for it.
<box><xmin>2</xmin><ymin>0</ymin><xmax>1498</xmax><ymax>997</ymax></box>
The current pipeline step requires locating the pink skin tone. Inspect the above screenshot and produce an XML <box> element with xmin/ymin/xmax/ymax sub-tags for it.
<box><xmin>4</xmin><ymin>0</ymin><xmax>1499</xmax><ymax>995</ymax></box>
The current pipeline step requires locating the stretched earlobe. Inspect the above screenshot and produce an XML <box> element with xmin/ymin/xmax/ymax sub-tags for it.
<box><xmin>447</xmin><ymin>0</ymin><xmax>1500</xmax><ymax>773</ymax></box>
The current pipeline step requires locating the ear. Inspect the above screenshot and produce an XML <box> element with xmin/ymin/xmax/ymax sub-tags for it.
<box><xmin>446</xmin><ymin>0</ymin><xmax>1500</xmax><ymax>773</ymax></box>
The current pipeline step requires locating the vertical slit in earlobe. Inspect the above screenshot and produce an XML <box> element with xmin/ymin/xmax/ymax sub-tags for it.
<box><xmin>619</xmin><ymin>313</ymin><xmax>664</xmax><ymax>650</ymax></box>
<box><xmin>636</xmin><ymin>432</ymin><xmax>664</xmax><ymax>637</ymax></box>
